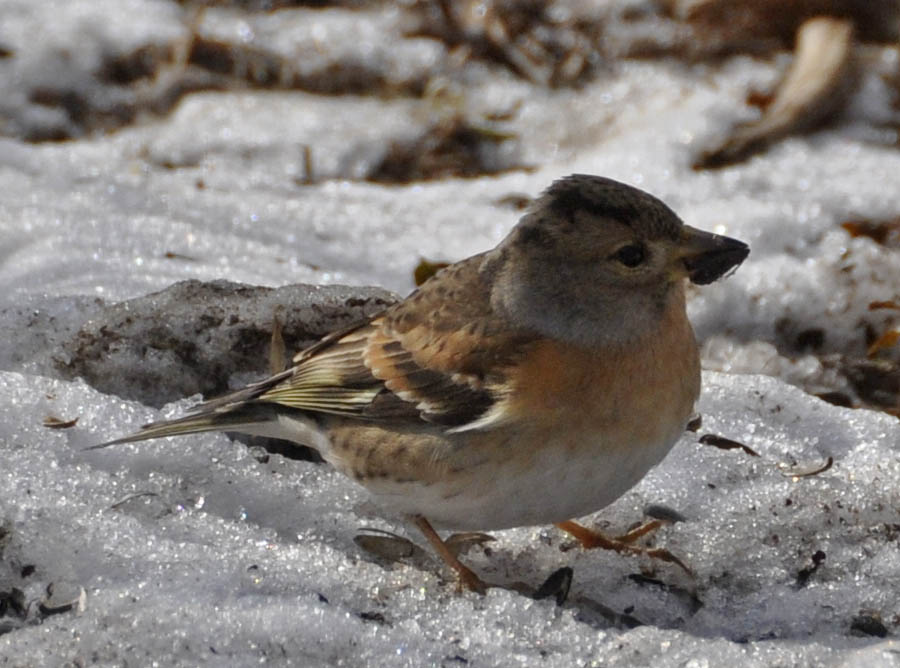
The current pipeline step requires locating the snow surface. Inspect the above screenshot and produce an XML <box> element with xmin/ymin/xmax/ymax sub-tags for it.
<box><xmin>2</xmin><ymin>1</ymin><xmax>900</xmax><ymax>666</ymax></box>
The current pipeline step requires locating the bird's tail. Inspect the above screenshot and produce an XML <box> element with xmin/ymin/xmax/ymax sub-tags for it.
<box><xmin>86</xmin><ymin>367</ymin><xmax>307</xmax><ymax>450</ymax></box>
<box><xmin>86</xmin><ymin>402</ymin><xmax>291</xmax><ymax>450</ymax></box>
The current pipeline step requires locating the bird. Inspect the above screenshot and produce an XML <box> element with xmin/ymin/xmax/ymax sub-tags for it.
<box><xmin>91</xmin><ymin>174</ymin><xmax>749</xmax><ymax>593</ymax></box>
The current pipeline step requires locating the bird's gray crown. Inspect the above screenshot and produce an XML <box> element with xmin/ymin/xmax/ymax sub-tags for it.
<box><xmin>531</xmin><ymin>174</ymin><xmax>683</xmax><ymax>240</ymax></box>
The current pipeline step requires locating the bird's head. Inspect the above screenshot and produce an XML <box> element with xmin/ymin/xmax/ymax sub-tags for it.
<box><xmin>484</xmin><ymin>174</ymin><xmax>749</xmax><ymax>346</ymax></box>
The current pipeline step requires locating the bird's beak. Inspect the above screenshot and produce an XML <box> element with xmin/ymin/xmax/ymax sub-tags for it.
<box><xmin>675</xmin><ymin>225</ymin><xmax>749</xmax><ymax>285</ymax></box>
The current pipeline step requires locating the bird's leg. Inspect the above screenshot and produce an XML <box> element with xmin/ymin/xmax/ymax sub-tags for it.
<box><xmin>555</xmin><ymin>520</ymin><xmax>692</xmax><ymax>576</ymax></box>
<box><xmin>613</xmin><ymin>519</ymin><xmax>667</xmax><ymax>544</ymax></box>
<box><xmin>411</xmin><ymin>515</ymin><xmax>489</xmax><ymax>594</ymax></box>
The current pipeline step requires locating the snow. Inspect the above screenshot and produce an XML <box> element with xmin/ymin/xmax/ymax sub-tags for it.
<box><xmin>3</xmin><ymin>371</ymin><xmax>899</xmax><ymax>666</ymax></box>
<box><xmin>2</xmin><ymin>1</ymin><xmax>900</xmax><ymax>666</ymax></box>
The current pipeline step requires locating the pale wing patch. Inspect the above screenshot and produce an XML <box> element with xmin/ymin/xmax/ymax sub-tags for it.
<box><xmin>260</xmin><ymin>324</ymin><xmax>384</xmax><ymax>416</ymax></box>
<box><xmin>445</xmin><ymin>395</ymin><xmax>515</xmax><ymax>433</ymax></box>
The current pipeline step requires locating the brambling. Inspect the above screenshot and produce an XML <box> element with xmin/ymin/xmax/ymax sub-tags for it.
<box><xmin>93</xmin><ymin>174</ymin><xmax>748</xmax><ymax>593</ymax></box>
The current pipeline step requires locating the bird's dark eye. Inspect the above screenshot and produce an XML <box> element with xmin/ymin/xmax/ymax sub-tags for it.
<box><xmin>612</xmin><ymin>243</ymin><xmax>646</xmax><ymax>267</ymax></box>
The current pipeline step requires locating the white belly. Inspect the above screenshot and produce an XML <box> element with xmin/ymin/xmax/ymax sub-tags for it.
<box><xmin>360</xmin><ymin>425</ymin><xmax>684</xmax><ymax>531</ymax></box>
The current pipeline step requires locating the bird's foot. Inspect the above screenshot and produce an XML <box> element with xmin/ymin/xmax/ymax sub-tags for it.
<box><xmin>411</xmin><ymin>515</ymin><xmax>490</xmax><ymax>594</ymax></box>
<box><xmin>555</xmin><ymin>519</ymin><xmax>692</xmax><ymax>576</ymax></box>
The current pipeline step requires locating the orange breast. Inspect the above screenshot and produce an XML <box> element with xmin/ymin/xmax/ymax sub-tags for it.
<box><xmin>500</xmin><ymin>289</ymin><xmax>701</xmax><ymax>452</ymax></box>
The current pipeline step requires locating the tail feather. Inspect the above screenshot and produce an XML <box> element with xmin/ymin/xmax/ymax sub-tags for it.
<box><xmin>86</xmin><ymin>403</ymin><xmax>285</xmax><ymax>451</ymax></box>
<box><xmin>87</xmin><ymin>367</ymin><xmax>300</xmax><ymax>451</ymax></box>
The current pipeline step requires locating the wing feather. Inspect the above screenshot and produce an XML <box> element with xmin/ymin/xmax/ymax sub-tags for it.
<box><xmin>256</xmin><ymin>255</ymin><xmax>537</xmax><ymax>429</ymax></box>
